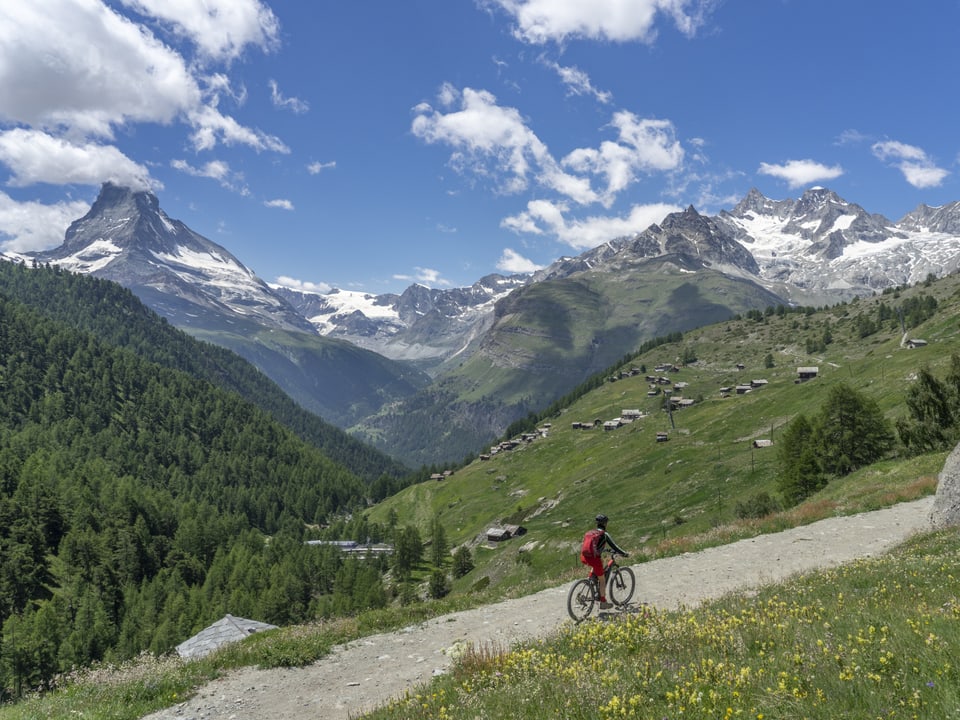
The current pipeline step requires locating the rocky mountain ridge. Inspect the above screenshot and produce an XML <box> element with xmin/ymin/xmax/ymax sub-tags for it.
<box><xmin>28</xmin><ymin>183</ymin><xmax>428</xmax><ymax>428</ymax></box>
<box><xmin>285</xmin><ymin>186</ymin><xmax>960</xmax><ymax>367</ymax></box>
<box><xmin>41</xmin><ymin>183</ymin><xmax>316</xmax><ymax>334</ymax></box>
<box><xmin>17</xmin><ymin>182</ymin><xmax>960</xmax><ymax>464</ymax></box>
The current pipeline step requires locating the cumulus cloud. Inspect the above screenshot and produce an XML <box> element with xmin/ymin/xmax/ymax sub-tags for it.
<box><xmin>0</xmin><ymin>2</ymin><xmax>199</xmax><ymax>138</ymax></box>
<box><xmin>757</xmin><ymin>159</ymin><xmax>844</xmax><ymax>189</ymax></box>
<box><xmin>0</xmin><ymin>0</ymin><xmax>290</xmax><ymax>249</ymax></box>
<box><xmin>118</xmin><ymin>0</ymin><xmax>280</xmax><ymax>62</ymax></box>
<box><xmin>0</xmin><ymin>129</ymin><xmax>153</xmax><ymax>189</ymax></box>
<box><xmin>0</xmin><ymin>1</ymin><xmax>287</xmax><ymax>184</ymax></box>
<box><xmin>412</xmin><ymin>85</ymin><xmax>682</xmax><ymax>208</ymax></box>
<box><xmin>412</xmin><ymin>85</ymin><xmax>565</xmax><ymax>197</ymax></box>
<box><xmin>485</xmin><ymin>0</ymin><xmax>714</xmax><ymax>44</ymax></box>
<box><xmin>871</xmin><ymin>140</ymin><xmax>949</xmax><ymax>189</ymax></box>
<box><xmin>0</xmin><ymin>191</ymin><xmax>91</xmax><ymax>253</ymax></box>
<box><xmin>497</xmin><ymin>248</ymin><xmax>543</xmax><ymax>273</ymax></box>
<box><xmin>503</xmin><ymin>199</ymin><xmax>680</xmax><ymax>250</ymax></box>
<box><xmin>563</xmin><ymin>111</ymin><xmax>683</xmax><ymax>206</ymax></box>
<box><xmin>264</xmin><ymin>198</ymin><xmax>294</xmax><ymax>210</ymax></box>
<box><xmin>186</xmin><ymin>104</ymin><xmax>288</xmax><ymax>153</ymax></box>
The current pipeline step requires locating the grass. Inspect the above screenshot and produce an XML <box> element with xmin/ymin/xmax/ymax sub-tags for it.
<box><xmin>366</xmin><ymin>273</ymin><xmax>960</xmax><ymax>602</ymax></box>
<box><xmin>0</xmin><ymin>473</ymin><xmax>943</xmax><ymax>720</ymax></box>
<box><xmin>364</xmin><ymin>527</ymin><xmax>960</xmax><ymax>720</ymax></box>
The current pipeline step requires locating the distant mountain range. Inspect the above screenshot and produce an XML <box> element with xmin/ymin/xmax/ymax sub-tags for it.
<box><xmin>18</xmin><ymin>182</ymin><xmax>960</xmax><ymax>465</ymax></box>
<box><xmin>279</xmin><ymin>185</ymin><xmax>960</xmax><ymax>364</ymax></box>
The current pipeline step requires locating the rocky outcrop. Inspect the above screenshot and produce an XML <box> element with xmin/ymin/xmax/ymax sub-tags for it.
<box><xmin>930</xmin><ymin>442</ymin><xmax>960</xmax><ymax>529</ymax></box>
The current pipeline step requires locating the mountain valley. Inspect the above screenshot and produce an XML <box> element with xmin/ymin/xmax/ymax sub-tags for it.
<box><xmin>18</xmin><ymin>183</ymin><xmax>960</xmax><ymax>465</ymax></box>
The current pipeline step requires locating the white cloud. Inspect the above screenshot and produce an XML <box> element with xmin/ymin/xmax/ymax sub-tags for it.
<box><xmin>543</xmin><ymin>59</ymin><xmax>613</xmax><ymax>103</ymax></box>
<box><xmin>273</xmin><ymin>275</ymin><xmax>333</xmax><ymax>294</ymax></box>
<box><xmin>497</xmin><ymin>248</ymin><xmax>543</xmax><ymax>273</ymax></box>
<box><xmin>0</xmin><ymin>1</ymin><xmax>200</xmax><ymax>138</ymax></box>
<box><xmin>412</xmin><ymin>85</ymin><xmax>558</xmax><ymax>197</ymax></box>
<box><xmin>393</xmin><ymin>267</ymin><xmax>451</xmax><ymax>287</ymax></box>
<box><xmin>412</xmin><ymin>85</ymin><xmax>681</xmax><ymax>208</ymax></box>
<box><xmin>0</xmin><ymin>190</ymin><xmax>90</xmax><ymax>253</ymax></box>
<box><xmin>171</xmin><ymin>157</ymin><xmax>248</xmax><ymax>194</ymax></box>
<box><xmin>0</xmin><ymin>1</ymin><xmax>288</xmax><ymax>168</ymax></box>
<box><xmin>562</xmin><ymin>112</ymin><xmax>684</xmax><ymax>206</ymax></box>
<box><xmin>835</xmin><ymin>128</ymin><xmax>870</xmax><ymax>146</ymax></box>
<box><xmin>269</xmin><ymin>79</ymin><xmax>309</xmax><ymax>114</ymax></box>
<box><xmin>264</xmin><ymin>198</ymin><xmax>294</xmax><ymax>210</ymax></box>
<box><xmin>503</xmin><ymin>199</ymin><xmax>680</xmax><ymax>250</ymax></box>
<box><xmin>871</xmin><ymin>140</ymin><xmax>949</xmax><ymax>189</ymax></box>
<box><xmin>307</xmin><ymin>161</ymin><xmax>337</xmax><ymax>174</ymax></box>
<box><xmin>186</xmin><ymin>104</ymin><xmax>289</xmax><ymax>153</ymax></box>
<box><xmin>757</xmin><ymin>159</ymin><xmax>844</xmax><ymax>189</ymax></box>
<box><xmin>486</xmin><ymin>0</ymin><xmax>713</xmax><ymax>44</ymax></box>
<box><xmin>0</xmin><ymin>129</ymin><xmax>153</xmax><ymax>189</ymax></box>
<box><xmin>172</xmin><ymin>158</ymin><xmax>231</xmax><ymax>181</ymax></box>
<box><xmin>118</xmin><ymin>0</ymin><xmax>280</xmax><ymax>62</ymax></box>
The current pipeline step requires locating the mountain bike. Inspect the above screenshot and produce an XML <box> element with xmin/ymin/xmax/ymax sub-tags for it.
<box><xmin>567</xmin><ymin>550</ymin><xmax>636</xmax><ymax>622</ymax></box>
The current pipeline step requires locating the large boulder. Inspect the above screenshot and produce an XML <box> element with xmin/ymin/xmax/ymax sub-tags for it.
<box><xmin>929</xmin><ymin>442</ymin><xmax>960</xmax><ymax>529</ymax></box>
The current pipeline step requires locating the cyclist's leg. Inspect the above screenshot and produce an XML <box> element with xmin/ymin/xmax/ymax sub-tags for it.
<box><xmin>586</xmin><ymin>556</ymin><xmax>605</xmax><ymax>599</ymax></box>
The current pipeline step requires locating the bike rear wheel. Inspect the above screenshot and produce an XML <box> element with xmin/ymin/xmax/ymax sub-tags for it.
<box><xmin>608</xmin><ymin>566</ymin><xmax>636</xmax><ymax>606</ymax></box>
<box><xmin>567</xmin><ymin>578</ymin><xmax>596</xmax><ymax>622</ymax></box>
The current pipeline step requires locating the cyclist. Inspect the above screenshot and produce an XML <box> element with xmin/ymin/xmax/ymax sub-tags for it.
<box><xmin>580</xmin><ymin>513</ymin><xmax>628</xmax><ymax>609</ymax></box>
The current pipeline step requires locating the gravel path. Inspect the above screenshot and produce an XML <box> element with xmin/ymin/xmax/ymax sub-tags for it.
<box><xmin>142</xmin><ymin>497</ymin><xmax>934</xmax><ymax>720</ymax></box>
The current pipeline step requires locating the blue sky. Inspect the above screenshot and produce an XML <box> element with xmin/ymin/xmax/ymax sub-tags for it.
<box><xmin>0</xmin><ymin>1</ymin><xmax>958</xmax><ymax>295</ymax></box>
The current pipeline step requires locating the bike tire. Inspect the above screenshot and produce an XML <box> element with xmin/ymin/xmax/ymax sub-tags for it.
<box><xmin>567</xmin><ymin>578</ymin><xmax>596</xmax><ymax>622</ymax></box>
<box><xmin>608</xmin><ymin>566</ymin><xmax>636</xmax><ymax>606</ymax></box>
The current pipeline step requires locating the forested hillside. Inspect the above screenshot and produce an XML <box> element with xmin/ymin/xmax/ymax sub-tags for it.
<box><xmin>0</xmin><ymin>261</ymin><xmax>407</xmax><ymax>483</ymax></box>
<box><xmin>0</xmin><ymin>274</ymin><xmax>399</xmax><ymax>696</ymax></box>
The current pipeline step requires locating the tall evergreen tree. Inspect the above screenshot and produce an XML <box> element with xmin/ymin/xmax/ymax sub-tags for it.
<box><xmin>896</xmin><ymin>366</ymin><xmax>956</xmax><ymax>453</ymax></box>
<box><xmin>429</xmin><ymin>514</ymin><xmax>447</xmax><ymax>568</ymax></box>
<box><xmin>776</xmin><ymin>414</ymin><xmax>825</xmax><ymax>505</ymax></box>
<box><xmin>814</xmin><ymin>383</ymin><xmax>893</xmax><ymax>476</ymax></box>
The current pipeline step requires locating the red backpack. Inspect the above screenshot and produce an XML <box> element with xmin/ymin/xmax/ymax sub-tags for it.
<box><xmin>581</xmin><ymin>528</ymin><xmax>604</xmax><ymax>560</ymax></box>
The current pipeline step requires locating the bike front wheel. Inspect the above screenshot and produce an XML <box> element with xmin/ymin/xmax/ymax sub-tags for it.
<box><xmin>608</xmin><ymin>566</ymin><xmax>636</xmax><ymax>606</ymax></box>
<box><xmin>567</xmin><ymin>578</ymin><xmax>596</xmax><ymax>622</ymax></box>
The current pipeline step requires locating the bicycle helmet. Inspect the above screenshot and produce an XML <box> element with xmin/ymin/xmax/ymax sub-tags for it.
<box><xmin>595</xmin><ymin>513</ymin><xmax>608</xmax><ymax>528</ymax></box>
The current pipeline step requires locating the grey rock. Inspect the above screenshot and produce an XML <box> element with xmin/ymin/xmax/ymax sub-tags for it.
<box><xmin>929</xmin><ymin>442</ymin><xmax>960</xmax><ymax>528</ymax></box>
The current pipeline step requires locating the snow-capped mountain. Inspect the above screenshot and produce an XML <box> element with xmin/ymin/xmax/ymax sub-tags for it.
<box><xmin>26</xmin><ymin>183</ymin><xmax>429</xmax><ymax>428</ymax></box>
<box><xmin>27</xmin><ymin>183</ymin><xmax>960</xmax><ymax>369</ymax></box>
<box><xmin>534</xmin><ymin>204</ymin><xmax>762</xmax><ymax>284</ymax></box>
<box><xmin>34</xmin><ymin>182</ymin><xmax>315</xmax><ymax>333</ymax></box>
<box><xmin>717</xmin><ymin>187</ymin><xmax>960</xmax><ymax>302</ymax></box>
<box><xmin>274</xmin><ymin>274</ymin><xmax>529</xmax><ymax>368</ymax></box>
<box><xmin>17</xmin><ymin>181</ymin><xmax>960</xmax><ymax>464</ymax></box>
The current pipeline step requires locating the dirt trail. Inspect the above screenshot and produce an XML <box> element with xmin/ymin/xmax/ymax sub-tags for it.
<box><xmin>142</xmin><ymin>497</ymin><xmax>934</xmax><ymax>720</ymax></box>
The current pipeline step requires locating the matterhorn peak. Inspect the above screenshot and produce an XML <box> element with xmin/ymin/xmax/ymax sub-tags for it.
<box><xmin>33</xmin><ymin>182</ymin><xmax>315</xmax><ymax>333</ymax></box>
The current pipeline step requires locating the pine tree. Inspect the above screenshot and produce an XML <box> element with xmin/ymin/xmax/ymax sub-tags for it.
<box><xmin>777</xmin><ymin>414</ymin><xmax>825</xmax><ymax>505</ymax></box>
<box><xmin>452</xmin><ymin>546</ymin><xmax>474</xmax><ymax>579</ymax></box>
<box><xmin>814</xmin><ymin>383</ymin><xmax>892</xmax><ymax>476</ymax></box>
<box><xmin>896</xmin><ymin>365</ymin><xmax>956</xmax><ymax>453</ymax></box>
<box><xmin>429</xmin><ymin>514</ymin><xmax>447</xmax><ymax>568</ymax></box>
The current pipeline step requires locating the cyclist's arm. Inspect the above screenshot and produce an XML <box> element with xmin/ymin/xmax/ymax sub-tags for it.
<box><xmin>603</xmin><ymin>532</ymin><xmax>627</xmax><ymax>555</ymax></box>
